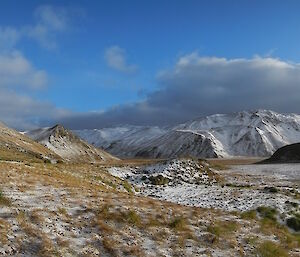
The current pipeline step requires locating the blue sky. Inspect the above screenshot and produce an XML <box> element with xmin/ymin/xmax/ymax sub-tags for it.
<box><xmin>1</xmin><ymin>0</ymin><xmax>300</xmax><ymax>129</ymax></box>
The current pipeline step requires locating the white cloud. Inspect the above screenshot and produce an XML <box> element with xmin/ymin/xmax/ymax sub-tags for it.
<box><xmin>25</xmin><ymin>5</ymin><xmax>70</xmax><ymax>49</ymax></box>
<box><xmin>0</xmin><ymin>51</ymin><xmax>47</xmax><ymax>89</ymax></box>
<box><xmin>105</xmin><ymin>46</ymin><xmax>137</xmax><ymax>73</ymax></box>
<box><xmin>0</xmin><ymin>5</ymin><xmax>79</xmax><ymax>50</ymax></box>
<box><xmin>0</xmin><ymin>51</ymin><xmax>57</xmax><ymax>129</ymax></box>
<box><xmin>34</xmin><ymin>5</ymin><xmax>68</xmax><ymax>31</ymax></box>
<box><xmin>0</xmin><ymin>89</ymin><xmax>69</xmax><ymax>130</ymax></box>
<box><xmin>0</xmin><ymin>27</ymin><xmax>20</xmax><ymax>50</ymax></box>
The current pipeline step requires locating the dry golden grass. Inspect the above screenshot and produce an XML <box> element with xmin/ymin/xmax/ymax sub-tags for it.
<box><xmin>0</xmin><ymin>218</ymin><xmax>10</xmax><ymax>244</ymax></box>
<box><xmin>208</xmin><ymin>157</ymin><xmax>264</xmax><ymax>166</ymax></box>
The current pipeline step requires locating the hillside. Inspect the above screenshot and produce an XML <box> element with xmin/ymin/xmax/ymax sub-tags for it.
<box><xmin>0</xmin><ymin>122</ymin><xmax>59</xmax><ymax>162</ymax></box>
<box><xmin>25</xmin><ymin>124</ymin><xmax>118</xmax><ymax>163</ymax></box>
<box><xmin>74</xmin><ymin>110</ymin><xmax>300</xmax><ymax>159</ymax></box>
<box><xmin>261</xmin><ymin>143</ymin><xmax>300</xmax><ymax>163</ymax></box>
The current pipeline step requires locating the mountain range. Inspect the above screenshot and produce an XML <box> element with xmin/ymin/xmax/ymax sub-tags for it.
<box><xmin>74</xmin><ymin>110</ymin><xmax>300</xmax><ymax>159</ymax></box>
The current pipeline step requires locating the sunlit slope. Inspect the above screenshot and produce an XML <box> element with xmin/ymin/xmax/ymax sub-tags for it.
<box><xmin>26</xmin><ymin>124</ymin><xmax>118</xmax><ymax>163</ymax></box>
<box><xmin>0</xmin><ymin>122</ymin><xmax>59</xmax><ymax>162</ymax></box>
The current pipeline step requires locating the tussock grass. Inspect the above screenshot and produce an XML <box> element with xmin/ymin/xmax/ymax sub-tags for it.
<box><xmin>240</xmin><ymin>210</ymin><xmax>257</xmax><ymax>220</ymax></box>
<box><xmin>257</xmin><ymin>206</ymin><xmax>277</xmax><ymax>221</ymax></box>
<box><xmin>256</xmin><ymin>241</ymin><xmax>288</xmax><ymax>257</ymax></box>
<box><xmin>0</xmin><ymin>190</ymin><xmax>11</xmax><ymax>206</ymax></box>
<box><xmin>122</xmin><ymin>180</ymin><xmax>133</xmax><ymax>193</ymax></box>
<box><xmin>207</xmin><ymin>220</ymin><xmax>238</xmax><ymax>239</ymax></box>
<box><xmin>102</xmin><ymin>237</ymin><xmax>118</xmax><ymax>256</ymax></box>
<box><xmin>0</xmin><ymin>218</ymin><xmax>9</xmax><ymax>244</ymax></box>
<box><xmin>169</xmin><ymin>216</ymin><xmax>188</xmax><ymax>231</ymax></box>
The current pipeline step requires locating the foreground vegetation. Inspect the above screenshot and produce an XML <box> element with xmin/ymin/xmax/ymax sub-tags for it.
<box><xmin>0</xmin><ymin>159</ymin><xmax>299</xmax><ymax>256</ymax></box>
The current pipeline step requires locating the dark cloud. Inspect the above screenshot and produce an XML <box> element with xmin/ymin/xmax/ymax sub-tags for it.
<box><xmin>57</xmin><ymin>53</ymin><xmax>300</xmax><ymax>129</ymax></box>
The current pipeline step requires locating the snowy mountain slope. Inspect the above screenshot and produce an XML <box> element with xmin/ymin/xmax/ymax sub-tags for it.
<box><xmin>176</xmin><ymin>110</ymin><xmax>300</xmax><ymax>156</ymax></box>
<box><xmin>0</xmin><ymin>122</ymin><xmax>59</xmax><ymax>162</ymax></box>
<box><xmin>25</xmin><ymin>125</ymin><xmax>118</xmax><ymax>163</ymax></box>
<box><xmin>73</xmin><ymin>110</ymin><xmax>300</xmax><ymax>159</ymax></box>
<box><xmin>75</xmin><ymin>125</ymin><xmax>167</xmax><ymax>157</ymax></box>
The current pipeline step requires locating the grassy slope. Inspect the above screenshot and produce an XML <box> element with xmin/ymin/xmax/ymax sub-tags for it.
<box><xmin>0</xmin><ymin>160</ymin><xmax>299</xmax><ymax>256</ymax></box>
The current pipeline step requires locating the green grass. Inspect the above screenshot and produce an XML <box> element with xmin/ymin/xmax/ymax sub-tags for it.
<box><xmin>122</xmin><ymin>180</ymin><xmax>133</xmax><ymax>193</ymax></box>
<box><xmin>124</xmin><ymin>210</ymin><xmax>141</xmax><ymax>226</ymax></box>
<box><xmin>240</xmin><ymin>210</ymin><xmax>257</xmax><ymax>220</ymax></box>
<box><xmin>256</xmin><ymin>241</ymin><xmax>288</xmax><ymax>257</ymax></box>
<box><xmin>257</xmin><ymin>206</ymin><xmax>277</xmax><ymax>221</ymax></box>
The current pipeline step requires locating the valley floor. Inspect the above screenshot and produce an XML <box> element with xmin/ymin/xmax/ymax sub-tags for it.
<box><xmin>0</xmin><ymin>159</ymin><xmax>299</xmax><ymax>256</ymax></box>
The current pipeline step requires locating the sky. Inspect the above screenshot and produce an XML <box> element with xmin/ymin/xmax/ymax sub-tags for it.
<box><xmin>1</xmin><ymin>0</ymin><xmax>300</xmax><ymax>129</ymax></box>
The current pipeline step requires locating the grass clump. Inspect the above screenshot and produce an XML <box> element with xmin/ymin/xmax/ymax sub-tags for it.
<box><xmin>257</xmin><ymin>206</ymin><xmax>277</xmax><ymax>221</ymax></box>
<box><xmin>286</xmin><ymin>215</ymin><xmax>300</xmax><ymax>232</ymax></box>
<box><xmin>0</xmin><ymin>190</ymin><xmax>10</xmax><ymax>206</ymax></box>
<box><xmin>57</xmin><ymin>207</ymin><xmax>68</xmax><ymax>216</ymax></box>
<box><xmin>149</xmin><ymin>175</ymin><xmax>170</xmax><ymax>185</ymax></box>
<box><xmin>125</xmin><ymin>210</ymin><xmax>141</xmax><ymax>226</ymax></box>
<box><xmin>207</xmin><ymin>220</ymin><xmax>238</xmax><ymax>238</ymax></box>
<box><xmin>122</xmin><ymin>180</ymin><xmax>133</xmax><ymax>193</ymax></box>
<box><xmin>169</xmin><ymin>216</ymin><xmax>187</xmax><ymax>231</ymax></box>
<box><xmin>264</xmin><ymin>186</ymin><xmax>279</xmax><ymax>193</ymax></box>
<box><xmin>256</xmin><ymin>241</ymin><xmax>288</xmax><ymax>257</ymax></box>
<box><xmin>240</xmin><ymin>210</ymin><xmax>257</xmax><ymax>220</ymax></box>
<box><xmin>98</xmin><ymin>206</ymin><xmax>141</xmax><ymax>227</ymax></box>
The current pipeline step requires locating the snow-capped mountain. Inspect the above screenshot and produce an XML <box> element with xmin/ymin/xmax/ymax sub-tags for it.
<box><xmin>25</xmin><ymin>124</ymin><xmax>118</xmax><ymax>163</ymax></box>
<box><xmin>73</xmin><ymin>110</ymin><xmax>300</xmax><ymax>159</ymax></box>
<box><xmin>74</xmin><ymin>125</ymin><xmax>168</xmax><ymax>157</ymax></box>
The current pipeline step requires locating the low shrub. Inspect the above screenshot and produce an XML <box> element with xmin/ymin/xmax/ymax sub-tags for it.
<box><xmin>286</xmin><ymin>216</ymin><xmax>300</xmax><ymax>232</ymax></box>
<box><xmin>149</xmin><ymin>175</ymin><xmax>170</xmax><ymax>185</ymax></box>
<box><xmin>264</xmin><ymin>186</ymin><xmax>279</xmax><ymax>193</ymax></box>
<box><xmin>257</xmin><ymin>206</ymin><xmax>277</xmax><ymax>221</ymax></box>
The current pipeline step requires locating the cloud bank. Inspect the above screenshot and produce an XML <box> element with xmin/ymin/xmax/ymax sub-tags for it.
<box><xmin>0</xmin><ymin>51</ymin><xmax>47</xmax><ymax>89</ymax></box>
<box><xmin>59</xmin><ymin>53</ymin><xmax>300</xmax><ymax>129</ymax></box>
<box><xmin>0</xmin><ymin>5</ymin><xmax>79</xmax><ymax>129</ymax></box>
<box><xmin>0</xmin><ymin>51</ymin><xmax>66</xmax><ymax>130</ymax></box>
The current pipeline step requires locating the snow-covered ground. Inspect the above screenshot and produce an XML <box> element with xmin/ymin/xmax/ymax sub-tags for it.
<box><xmin>225</xmin><ymin>163</ymin><xmax>300</xmax><ymax>183</ymax></box>
<box><xmin>107</xmin><ymin>160</ymin><xmax>300</xmax><ymax>216</ymax></box>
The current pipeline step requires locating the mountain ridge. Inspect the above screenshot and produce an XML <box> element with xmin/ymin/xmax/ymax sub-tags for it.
<box><xmin>25</xmin><ymin>124</ymin><xmax>118</xmax><ymax>163</ymax></box>
<box><xmin>73</xmin><ymin>110</ymin><xmax>300</xmax><ymax>159</ymax></box>
<box><xmin>0</xmin><ymin>122</ymin><xmax>60</xmax><ymax>162</ymax></box>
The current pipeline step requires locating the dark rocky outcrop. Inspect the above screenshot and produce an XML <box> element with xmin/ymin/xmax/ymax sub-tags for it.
<box><xmin>260</xmin><ymin>143</ymin><xmax>300</xmax><ymax>163</ymax></box>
